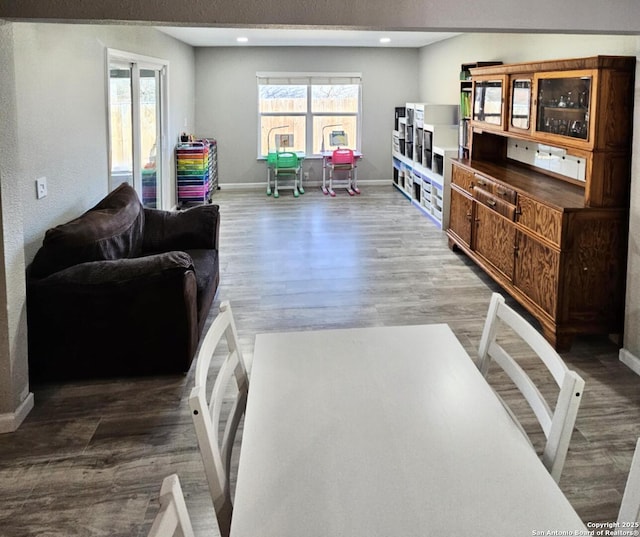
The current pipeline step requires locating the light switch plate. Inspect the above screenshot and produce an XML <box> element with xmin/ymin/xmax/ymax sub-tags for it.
<box><xmin>36</xmin><ymin>177</ymin><xmax>47</xmax><ymax>199</ymax></box>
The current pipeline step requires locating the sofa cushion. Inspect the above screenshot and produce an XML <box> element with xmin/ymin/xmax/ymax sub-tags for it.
<box><xmin>142</xmin><ymin>204</ymin><xmax>219</xmax><ymax>253</ymax></box>
<box><xmin>30</xmin><ymin>183</ymin><xmax>145</xmax><ymax>278</ymax></box>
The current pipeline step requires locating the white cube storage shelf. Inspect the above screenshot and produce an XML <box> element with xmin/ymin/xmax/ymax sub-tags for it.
<box><xmin>392</xmin><ymin>103</ymin><xmax>459</xmax><ymax>230</ymax></box>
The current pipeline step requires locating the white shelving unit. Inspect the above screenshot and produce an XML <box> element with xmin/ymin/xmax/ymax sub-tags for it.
<box><xmin>392</xmin><ymin>103</ymin><xmax>458</xmax><ymax>230</ymax></box>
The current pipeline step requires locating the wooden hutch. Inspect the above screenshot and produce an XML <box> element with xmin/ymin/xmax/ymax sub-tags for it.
<box><xmin>446</xmin><ymin>56</ymin><xmax>635</xmax><ymax>350</ymax></box>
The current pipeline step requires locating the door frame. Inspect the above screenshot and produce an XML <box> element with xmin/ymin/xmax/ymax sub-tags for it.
<box><xmin>106</xmin><ymin>48</ymin><xmax>170</xmax><ymax>209</ymax></box>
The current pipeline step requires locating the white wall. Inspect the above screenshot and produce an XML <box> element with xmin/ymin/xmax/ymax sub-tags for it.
<box><xmin>194</xmin><ymin>46</ymin><xmax>419</xmax><ymax>187</ymax></box>
<box><xmin>0</xmin><ymin>20</ymin><xmax>30</xmax><ymax>433</ymax></box>
<box><xmin>13</xmin><ymin>23</ymin><xmax>196</xmax><ymax>263</ymax></box>
<box><xmin>623</xmin><ymin>50</ymin><xmax>640</xmax><ymax>368</ymax></box>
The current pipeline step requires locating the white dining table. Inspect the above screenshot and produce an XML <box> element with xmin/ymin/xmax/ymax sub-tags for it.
<box><xmin>231</xmin><ymin>324</ymin><xmax>586</xmax><ymax>537</ymax></box>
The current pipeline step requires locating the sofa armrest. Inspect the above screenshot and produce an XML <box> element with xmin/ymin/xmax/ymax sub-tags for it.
<box><xmin>142</xmin><ymin>204</ymin><xmax>220</xmax><ymax>254</ymax></box>
<box><xmin>27</xmin><ymin>252</ymin><xmax>200</xmax><ymax>380</ymax></box>
<box><xmin>30</xmin><ymin>251</ymin><xmax>195</xmax><ymax>286</ymax></box>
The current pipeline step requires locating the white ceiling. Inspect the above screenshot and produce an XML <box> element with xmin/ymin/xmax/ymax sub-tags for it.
<box><xmin>155</xmin><ymin>27</ymin><xmax>459</xmax><ymax>48</ymax></box>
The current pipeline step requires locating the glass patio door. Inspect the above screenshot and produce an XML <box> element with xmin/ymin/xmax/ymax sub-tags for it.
<box><xmin>139</xmin><ymin>68</ymin><xmax>162</xmax><ymax>208</ymax></box>
<box><xmin>108</xmin><ymin>53</ymin><xmax>166</xmax><ymax>208</ymax></box>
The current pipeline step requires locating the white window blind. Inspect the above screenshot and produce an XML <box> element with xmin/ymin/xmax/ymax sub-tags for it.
<box><xmin>256</xmin><ymin>72</ymin><xmax>362</xmax><ymax>85</ymax></box>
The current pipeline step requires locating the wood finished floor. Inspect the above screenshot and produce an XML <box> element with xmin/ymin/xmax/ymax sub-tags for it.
<box><xmin>1</xmin><ymin>185</ymin><xmax>639</xmax><ymax>536</ymax></box>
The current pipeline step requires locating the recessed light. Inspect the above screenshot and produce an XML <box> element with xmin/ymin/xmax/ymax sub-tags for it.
<box><xmin>237</xmin><ymin>37</ymin><xmax>249</xmax><ymax>43</ymax></box>
<box><xmin>379</xmin><ymin>37</ymin><xmax>391</xmax><ymax>44</ymax></box>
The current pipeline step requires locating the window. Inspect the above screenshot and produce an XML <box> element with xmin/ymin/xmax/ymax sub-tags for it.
<box><xmin>257</xmin><ymin>73</ymin><xmax>361</xmax><ymax>157</ymax></box>
<box><xmin>108</xmin><ymin>50</ymin><xmax>168</xmax><ymax>208</ymax></box>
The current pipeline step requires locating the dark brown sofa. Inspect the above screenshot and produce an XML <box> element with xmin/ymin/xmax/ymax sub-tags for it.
<box><xmin>26</xmin><ymin>183</ymin><xmax>220</xmax><ymax>381</ymax></box>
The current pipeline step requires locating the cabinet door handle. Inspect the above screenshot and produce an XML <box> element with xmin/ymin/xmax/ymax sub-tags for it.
<box><xmin>487</xmin><ymin>199</ymin><xmax>496</xmax><ymax>207</ymax></box>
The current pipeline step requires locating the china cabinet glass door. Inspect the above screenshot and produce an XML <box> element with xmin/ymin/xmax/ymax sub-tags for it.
<box><xmin>510</xmin><ymin>77</ymin><xmax>532</xmax><ymax>132</ymax></box>
<box><xmin>473</xmin><ymin>78</ymin><xmax>505</xmax><ymax>127</ymax></box>
<box><xmin>535</xmin><ymin>72</ymin><xmax>592</xmax><ymax>144</ymax></box>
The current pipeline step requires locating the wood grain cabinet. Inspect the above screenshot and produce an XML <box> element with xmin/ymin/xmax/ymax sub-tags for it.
<box><xmin>449</xmin><ymin>186</ymin><xmax>474</xmax><ymax>248</ymax></box>
<box><xmin>447</xmin><ymin>56</ymin><xmax>635</xmax><ymax>350</ymax></box>
<box><xmin>475</xmin><ymin>202</ymin><xmax>516</xmax><ymax>281</ymax></box>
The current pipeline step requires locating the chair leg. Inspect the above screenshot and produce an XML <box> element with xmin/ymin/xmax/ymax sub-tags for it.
<box><xmin>322</xmin><ymin>157</ymin><xmax>328</xmax><ymax>195</ymax></box>
<box><xmin>353</xmin><ymin>165</ymin><xmax>360</xmax><ymax>194</ymax></box>
<box><xmin>328</xmin><ymin>169</ymin><xmax>336</xmax><ymax>197</ymax></box>
<box><xmin>266</xmin><ymin>168</ymin><xmax>272</xmax><ymax>196</ymax></box>
<box><xmin>298</xmin><ymin>169</ymin><xmax>305</xmax><ymax>195</ymax></box>
<box><xmin>347</xmin><ymin>169</ymin><xmax>355</xmax><ymax>196</ymax></box>
<box><xmin>293</xmin><ymin>173</ymin><xmax>300</xmax><ymax>198</ymax></box>
<box><xmin>273</xmin><ymin>173</ymin><xmax>279</xmax><ymax>198</ymax></box>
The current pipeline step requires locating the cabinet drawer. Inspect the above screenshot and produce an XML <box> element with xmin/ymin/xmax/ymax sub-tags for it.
<box><xmin>473</xmin><ymin>188</ymin><xmax>516</xmax><ymax>220</ymax></box>
<box><xmin>452</xmin><ymin>165</ymin><xmax>475</xmax><ymax>193</ymax></box>
<box><xmin>494</xmin><ymin>183</ymin><xmax>517</xmax><ymax>205</ymax></box>
<box><xmin>517</xmin><ymin>195</ymin><xmax>563</xmax><ymax>246</ymax></box>
<box><xmin>473</xmin><ymin>173</ymin><xmax>517</xmax><ymax>204</ymax></box>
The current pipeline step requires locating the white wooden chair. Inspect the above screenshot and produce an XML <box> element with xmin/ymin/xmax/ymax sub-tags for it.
<box><xmin>148</xmin><ymin>474</ymin><xmax>195</xmax><ymax>537</ymax></box>
<box><xmin>618</xmin><ymin>438</ymin><xmax>640</xmax><ymax>525</ymax></box>
<box><xmin>189</xmin><ymin>301</ymin><xmax>249</xmax><ymax>537</ymax></box>
<box><xmin>478</xmin><ymin>292</ymin><xmax>585</xmax><ymax>483</ymax></box>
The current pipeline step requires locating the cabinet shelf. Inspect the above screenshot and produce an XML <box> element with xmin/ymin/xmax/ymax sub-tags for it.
<box><xmin>542</xmin><ymin>106</ymin><xmax>587</xmax><ymax>113</ymax></box>
<box><xmin>458</xmin><ymin>61</ymin><xmax>502</xmax><ymax>159</ymax></box>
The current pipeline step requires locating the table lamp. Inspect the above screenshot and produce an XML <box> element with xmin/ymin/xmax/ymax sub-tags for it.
<box><xmin>267</xmin><ymin>125</ymin><xmax>290</xmax><ymax>155</ymax></box>
<box><xmin>321</xmin><ymin>124</ymin><xmax>342</xmax><ymax>154</ymax></box>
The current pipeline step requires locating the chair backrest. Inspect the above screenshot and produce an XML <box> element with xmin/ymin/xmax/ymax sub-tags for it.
<box><xmin>188</xmin><ymin>301</ymin><xmax>249</xmax><ymax>537</ymax></box>
<box><xmin>478</xmin><ymin>292</ymin><xmax>585</xmax><ymax>483</ymax></box>
<box><xmin>331</xmin><ymin>148</ymin><xmax>354</xmax><ymax>165</ymax></box>
<box><xmin>618</xmin><ymin>438</ymin><xmax>640</xmax><ymax>524</ymax></box>
<box><xmin>275</xmin><ymin>151</ymin><xmax>299</xmax><ymax>169</ymax></box>
<box><xmin>147</xmin><ymin>474</ymin><xmax>195</xmax><ymax>537</ymax></box>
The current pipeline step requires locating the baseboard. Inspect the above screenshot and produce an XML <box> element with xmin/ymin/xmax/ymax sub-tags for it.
<box><xmin>0</xmin><ymin>392</ymin><xmax>34</xmax><ymax>434</ymax></box>
<box><xmin>620</xmin><ymin>348</ymin><xmax>640</xmax><ymax>376</ymax></box>
<box><xmin>349</xmin><ymin>179</ymin><xmax>390</xmax><ymax>186</ymax></box>
<box><xmin>217</xmin><ymin>182</ymin><xmax>266</xmax><ymax>191</ymax></box>
<box><xmin>219</xmin><ymin>179</ymin><xmax>390</xmax><ymax>191</ymax></box>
